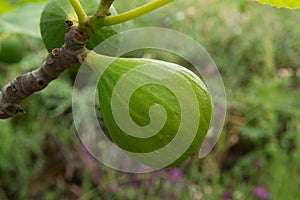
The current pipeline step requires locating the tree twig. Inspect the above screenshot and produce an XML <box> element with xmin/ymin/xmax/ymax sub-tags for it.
<box><xmin>97</xmin><ymin>0</ymin><xmax>115</xmax><ymax>15</ymax></box>
<box><xmin>0</xmin><ymin>26</ymin><xmax>89</xmax><ymax>119</ymax></box>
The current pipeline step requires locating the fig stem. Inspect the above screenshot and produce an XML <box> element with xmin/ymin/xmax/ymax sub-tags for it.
<box><xmin>103</xmin><ymin>0</ymin><xmax>174</xmax><ymax>26</ymax></box>
<box><xmin>97</xmin><ymin>0</ymin><xmax>115</xmax><ymax>14</ymax></box>
<box><xmin>69</xmin><ymin>0</ymin><xmax>88</xmax><ymax>28</ymax></box>
<box><xmin>87</xmin><ymin>0</ymin><xmax>115</xmax><ymax>34</ymax></box>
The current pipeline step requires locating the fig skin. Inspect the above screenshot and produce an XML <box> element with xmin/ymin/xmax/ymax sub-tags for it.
<box><xmin>86</xmin><ymin>54</ymin><xmax>213</xmax><ymax>167</ymax></box>
<box><xmin>0</xmin><ymin>34</ymin><xmax>26</xmax><ymax>64</ymax></box>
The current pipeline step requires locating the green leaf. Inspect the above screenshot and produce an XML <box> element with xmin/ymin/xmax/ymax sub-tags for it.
<box><xmin>256</xmin><ymin>0</ymin><xmax>300</xmax><ymax>9</ymax></box>
<box><xmin>0</xmin><ymin>2</ymin><xmax>45</xmax><ymax>37</ymax></box>
<box><xmin>0</xmin><ymin>0</ymin><xmax>14</xmax><ymax>14</ymax></box>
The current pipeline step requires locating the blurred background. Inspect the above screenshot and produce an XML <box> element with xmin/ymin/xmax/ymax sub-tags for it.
<box><xmin>0</xmin><ymin>0</ymin><xmax>299</xmax><ymax>199</ymax></box>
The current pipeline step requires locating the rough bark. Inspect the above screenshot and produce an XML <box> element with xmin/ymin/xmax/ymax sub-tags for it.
<box><xmin>0</xmin><ymin>26</ymin><xmax>89</xmax><ymax>119</ymax></box>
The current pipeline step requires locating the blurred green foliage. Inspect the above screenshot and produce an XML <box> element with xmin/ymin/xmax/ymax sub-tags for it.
<box><xmin>0</xmin><ymin>0</ymin><xmax>299</xmax><ymax>199</ymax></box>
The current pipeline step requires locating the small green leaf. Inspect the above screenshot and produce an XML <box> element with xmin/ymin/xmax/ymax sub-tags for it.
<box><xmin>256</xmin><ymin>0</ymin><xmax>300</xmax><ymax>9</ymax></box>
<box><xmin>0</xmin><ymin>3</ymin><xmax>45</xmax><ymax>37</ymax></box>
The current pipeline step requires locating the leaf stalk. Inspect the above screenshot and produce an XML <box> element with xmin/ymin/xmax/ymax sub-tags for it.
<box><xmin>69</xmin><ymin>0</ymin><xmax>88</xmax><ymax>28</ymax></box>
<box><xmin>103</xmin><ymin>0</ymin><xmax>174</xmax><ymax>26</ymax></box>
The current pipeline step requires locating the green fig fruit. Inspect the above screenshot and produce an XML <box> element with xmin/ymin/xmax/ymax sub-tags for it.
<box><xmin>40</xmin><ymin>0</ymin><xmax>122</xmax><ymax>52</ymax></box>
<box><xmin>86</xmin><ymin>53</ymin><xmax>213</xmax><ymax>167</ymax></box>
<box><xmin>0</xmin><ymin>34</ymin><xmax>26</xmax><ymax>64</ymax></box>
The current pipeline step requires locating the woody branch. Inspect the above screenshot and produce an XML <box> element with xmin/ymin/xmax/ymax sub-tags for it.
<box><xmin>0</xmin><ymin>26</ymin><xmax>89</xmax><ymax>119</ymax></box>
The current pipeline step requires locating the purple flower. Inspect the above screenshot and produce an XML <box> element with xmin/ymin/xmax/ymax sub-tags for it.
<box><xmin>167</xmin><ymin>167</ymin><xmax>185</xmax><ymax>182</ymax></box>
<box><xmin>80</xmin><ymin>147</ymin><xmax>101</xmax><ymax>183</ymax></box>
<box><xmin>145</xmin><ymin>179</ymin><xmax>153</xmax><ymax>189</ymax></box>
<box><xmin>109</xmin><ymin>183</ymin><xmax>118</xmax><ymax>193</ymax></box>
<box><xmin>254</xmin><ymin>159</ymin><xmax>263</xmax><ymax>170</ymax></box>
<box><xmin>223</xmin><ymin>192</ymin><xmax>233</xmax><ymax>200</ymax></box>
<box><xmin>130</xmin><ymin>177</ymin><xmax>141</xmax><ymax>187</ymax></box>
<box><xmin>253</xmin><ymin>186</ymin><xmax>270</xmax><ymax>200</ymax></box>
